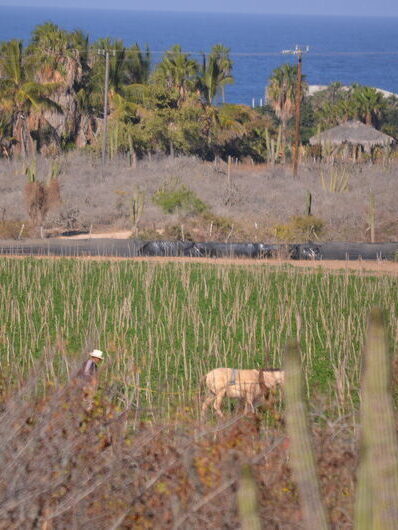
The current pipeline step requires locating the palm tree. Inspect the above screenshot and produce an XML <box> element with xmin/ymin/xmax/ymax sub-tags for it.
<box><xmin>26</xmin><ymin>22</ymin><xmax>89</xmax><ymax>76</ymax></box>
<box><xmin>154</xmin><ymin>45</ymin><xmax>199</xmax><ymax>104</ymax></box>
<box><xmin>351</xmin><ymin>85</ymin><xmax>386</xmax><ymax>127</ymax></box>
<box><xmin>0</xmin><ymin>39</ymin><xmax>61</xmax><ymax>156</ymax></box>
<box><xmin>25</xmin><ymin>23</ymin><xmax>90</xmax><ymax>149</ymax></box>
<box><xmin>200</xmin><ymin>44</ymin><xmax>233</xmax><ymax>105</ymax></box>
<box><xmin>124</xmin><ymin>44</ymin><xmax>151</xmax><ymax>85</ymax></box>
<box><xmin>336</xmin><ymin>98</ymin><xmax>356</xmax><ymax>123</ymax></box>
<box><xmin>91</xmin><ymin>39</ymin><xmax>127</xmax><ymax>94</ymax></box>
<box><xmin>266</xmin><ymin>64</ymin><xmax>301</xmax><ymax>143</ymax></box>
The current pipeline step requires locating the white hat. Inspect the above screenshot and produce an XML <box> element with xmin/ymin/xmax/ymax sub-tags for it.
<box><xmin>90</xmin><ymin>349</ymin><xmax>104</xmax><ymax>360</ymax></box>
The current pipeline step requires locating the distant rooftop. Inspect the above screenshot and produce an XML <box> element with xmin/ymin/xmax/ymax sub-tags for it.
<box><xmin>309</xmin><ymin>120</ymin><xmax>396</xmax><ymax>151</ymax></box>
<box><xmin>308</xmin><ymin>85</ymin><xmax>398</xmax><ymax>99</ymax></box>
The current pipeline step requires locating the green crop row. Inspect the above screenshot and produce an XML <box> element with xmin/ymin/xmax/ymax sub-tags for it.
<box><xmin>0</xmin><ymin>258</ymin><xmax>397</xmax><ymax>418</ymax></box>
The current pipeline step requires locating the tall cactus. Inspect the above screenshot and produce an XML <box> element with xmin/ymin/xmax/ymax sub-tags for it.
<box><xmin>130</xmin><ymin>189</ymin><xmax>145</xmax><ymax>235</ymax></box>
<box><xmin>354</xmin><ymin>308</ymin><xmax>398</xmax><ymax>530</ymax></box>
<box><xmin>367</xmin><ymin>193</ymin><xmax>376</xmax><ymax>243</ymax></box>
<box><xmin>237</xmin><ymin>464</ymin><xmax>262</xmax><ymax>530</ymax></box>
<box><xmin>265</xmin><ymin>126</ymin><xmax>282</xmax><ymax>165</ymax></box>
<box><xmin>284</xmin><ymin>340</ymin><xmax>329</xmax><ymax>530</ymax></box>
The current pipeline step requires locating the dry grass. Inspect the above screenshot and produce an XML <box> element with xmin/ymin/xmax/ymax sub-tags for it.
<box><xmin>0</xmin><ymin>153</ymin><xmax>397</xmax><ymax>241</ymax></box>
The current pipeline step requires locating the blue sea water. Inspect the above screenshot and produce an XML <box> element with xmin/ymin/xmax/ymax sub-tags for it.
<box><xmin>1</xmin><ymin>6</ymin><xmax>398</xmax><ymax>104</ymax></box>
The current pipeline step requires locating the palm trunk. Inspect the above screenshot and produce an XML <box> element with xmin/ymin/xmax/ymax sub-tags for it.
<box><xmin>366</xmin><ymin>113</ymin><xmax>372</xmax><ymax>126</ymax></box>
<box><xmin>281</xmin><ymin>118</ymin><xmax>287</xmax><ymax>163</ymax></box>
<box><xmin>14</xmin><ymin>116</ymin><xmax>27</xmax><ymax>158</ymax></box>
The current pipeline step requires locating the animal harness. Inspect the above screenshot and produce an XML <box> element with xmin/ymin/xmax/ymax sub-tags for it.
<box><xmin>229</xmin><ymin>368</ymin><xmax>238</xmax><ymax>385</ymax></box>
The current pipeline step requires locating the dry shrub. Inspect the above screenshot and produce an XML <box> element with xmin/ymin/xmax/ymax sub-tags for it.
<box><xmin>24</xmin><ymin>178</ymin><xmax>61</xmax><ymax>227</ymax></box>
<box><xmin>273</xmin><ymin>215</ymin><xmax>325</xmax><ymax>242</ymax></box>
<box><xmin>168</xmin><ymin>212</ymin><xmax>235</xmax><ymax>242</ymax></box>
<box><xmin>0</xmin><ymin>367</ymin><xmax>358</xmax><ymax>530</ymax></box>
<box><xmin>25</xmin><ymin>180</ymin><xmax>49</xmax><ymax>226</ymax></box>
<box><xmin>0</xmin><ymin>220</ymin><xmax>32</xmax><ymax>239</ymax></box>
<box><xmin>47</xmin><ymin>178</ymin><xmax>61</xmax><ymax>208</ymax></box>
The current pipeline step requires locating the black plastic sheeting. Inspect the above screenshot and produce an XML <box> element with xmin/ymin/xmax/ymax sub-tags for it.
<box><xmin>0</xmin><ymin>239</ymin><xmax>397</xmax><ymax>260</ymax></box>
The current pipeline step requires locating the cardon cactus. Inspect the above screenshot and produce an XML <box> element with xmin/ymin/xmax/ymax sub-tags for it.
<box><xmin>237</xmin><ymin>464</ymin><xmax>261</xmax><ymax>530</ymax></box>
<box><xmin>284</xmin><ymin>340</ymin><xmax>329</xmax><ymax>530</ymax></box>
<box><xmin>354</xmin><ymin>308</ymin><xmax>398</xmax><ymax>530</ymax></box>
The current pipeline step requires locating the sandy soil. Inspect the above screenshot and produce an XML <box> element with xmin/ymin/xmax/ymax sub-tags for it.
<box><xmin>119</xmin><ymin>256</ymin><xmax>398</xmax><ymax>275</ymax></box>
<box><xmin>57</xmin><ymin>230</ymin><xmax>133</xmax><ymax>239</ymax></box>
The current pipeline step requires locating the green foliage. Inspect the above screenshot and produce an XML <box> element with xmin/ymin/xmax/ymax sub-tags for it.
<box><xmin>266</xmin><ymin>64</ymin><xmax>307</xmax><ymax>129</ymax></box>
<box><xmin>273</xmin><ymin>215</ymin><xmax>324</xmax><ymax>242</ymax></box>
<box><xmin>1</xmin><ymin>259</ymin><xmax>398</xmax><ymax>417</ymax></box>
<box><xmin>300</xmin><ymin>99</ymin><xmax>317</xmax><ymax>143</ymax></box>
<box><xmin>48</xmin><ymin>158</ymin><xmax>62</xmax><ymax>180</ymax></box>
<box><xmin>153</xmin><ymin>45</ymin><xmax>199</xmax><ymax>105</ymax></box>
<box><xmin>24</xmin><ymin>159</ymin><xmax>37</xmax><ymax>182</ymax></box>
<box><xmin>310</xmin><ymin>83</ymin><xmax>391</xmax><ymax>132</ymax></box>
<box><xmin>1</xmin><ymin>258</ymin><xmax>398</xmax><ymax>416</ymax></box>
<box><xmin>381</xmin><ymin>97</ymin><xmax>398</xmax><ymax>139</ymax></box>
<box><xmin>352</xmin><ymin>84</ymin><xmax>386</xmax><ymax>127</ymax></box>
<box><xmin>2</xmin><ymin>22</ymin><xmax>398</xmax><ymax>162</ymax></box>
<box><xmin>200</xmin><ymin>44</ymin><xmax>234</xmax><ymax>105</ymax></box>
<box><xmin>153</xmin><ymin>182</ymin><xmax>208</xmax><ymax>215</ymax></box>
<box><xmin>124</xmin><ymin>44</ymin><xmax>151</xmax><ymax>84</ymax></box>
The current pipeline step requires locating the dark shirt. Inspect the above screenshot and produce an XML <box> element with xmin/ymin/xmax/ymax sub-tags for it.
<box><xmin>78</xmin><ymin>358</ymin><xmax>98</xmax><ymax>381</ymax></box>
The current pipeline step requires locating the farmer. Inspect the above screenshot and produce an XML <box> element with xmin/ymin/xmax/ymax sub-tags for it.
<box><xmin>77</xmin><ymin>349</ymin><xmax>104</xmax><ymax>410</ymax></box>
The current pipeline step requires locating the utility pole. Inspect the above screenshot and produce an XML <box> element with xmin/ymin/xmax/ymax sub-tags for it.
<box><xmin>98</xmin><ymin>49</ymin><xmax>113</xmax><ymax>177</ymax></box>
<box><xmin>282</xmin><ymin>45</ymin><xmax>309</xmax><ymax>177</ymax></box>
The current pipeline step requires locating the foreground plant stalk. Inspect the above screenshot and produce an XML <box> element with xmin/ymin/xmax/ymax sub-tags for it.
<box><xmin>354</xmin><ymin>308</ymin><xmax>398</xmax><ymax>530</ymax></box>
<box><xmin>284</xmin><ymin>340</ymin><xmax>329</xmax><ymax>530</ymax></box>
<box><xmin>237</xmin><ymin>464</ymin><xmax>261</xmax><ymax>530</ymax></box>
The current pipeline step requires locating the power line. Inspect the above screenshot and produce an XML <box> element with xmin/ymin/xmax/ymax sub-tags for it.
<box><xmin>1</xmin><ymin>50</ymin><xmax>398</xmax><ymax>58</ymax></box>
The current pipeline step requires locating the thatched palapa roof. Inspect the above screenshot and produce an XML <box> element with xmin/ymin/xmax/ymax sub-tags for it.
<box><xmin>309</xmin><ymin>121</ymin><xmax>395</xmax><ymax>152</ymax></box>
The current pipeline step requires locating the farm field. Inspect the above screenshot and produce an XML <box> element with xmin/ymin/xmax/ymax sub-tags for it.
<box><xmin>1</xmin><ymin>256</ymin><xmax>398</xmax><ymax>528</ymax></box>
<box><xmin>1</xmin><ymin>256</ymin><xmax>397</xmax><ymax>417</ymax></box>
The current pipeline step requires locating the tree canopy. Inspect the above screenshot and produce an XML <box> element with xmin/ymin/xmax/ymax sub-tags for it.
<box><xmin>0</xmin><ymin>22</ymin><xmax>397</xmax><ymax>162</ymax></box>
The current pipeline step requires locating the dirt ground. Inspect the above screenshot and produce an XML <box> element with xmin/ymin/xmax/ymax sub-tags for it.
<box><xmin>119</xmin><ymin>256</ymin><xmax>398</xmax><ymax>275</ymax></box>
<box><xmin>57</xmin><ymin>230</ymin><xmax>133</xmax><ymax>239</ymax></box>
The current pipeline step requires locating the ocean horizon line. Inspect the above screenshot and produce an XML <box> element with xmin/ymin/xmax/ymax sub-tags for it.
<box><xmin>1</xmin><ymin>5</ymin><xmax>398</xmax><ymax>20</ymax></box>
